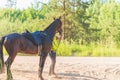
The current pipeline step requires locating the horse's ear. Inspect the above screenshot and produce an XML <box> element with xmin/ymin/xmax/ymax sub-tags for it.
<box><xmin>53</xmin><ymin>17</ymin><xmax>56</xmax><ymax>20</ymax></box>
<box><xmin>59</xmin><ymin>16</ymin><xmax>61</xmax><ymax>20</ymax></box>
<box><xmin>25</xmin><ymin>29</ymin><xmax>30</xmax><ymax>33</ymax></box>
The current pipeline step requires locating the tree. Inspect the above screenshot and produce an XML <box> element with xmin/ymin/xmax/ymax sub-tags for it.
<box><xmin>98</xmin><ymin>1</ymin><xmax>120</xmax><ymax>44</ymax></box>
<box><xmin>48</xmin><ymin>0</ymin><xmax>91</xmax><ymax>43</ymax></box>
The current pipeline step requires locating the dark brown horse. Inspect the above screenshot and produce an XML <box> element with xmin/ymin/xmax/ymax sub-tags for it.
<box><xmin>0</xmin><ymin>17</ymin><xmax>62</xmax><ymax>80</ymax></box>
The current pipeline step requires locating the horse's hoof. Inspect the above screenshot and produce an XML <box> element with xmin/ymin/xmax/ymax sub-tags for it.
<box><xmin>6</xmin><ymin>78</ymin><xmax>13</xmax><ymax>80</ymax></box>
<box><xmin>7</xmin><ymin>76</ymin><xmax>13</xmax><ymax>80</ymax></box>
<box><xmin>39</xmin><ymin>77</ymin><xmax>44</xmax><ymax>80</ymax></box>
<box><xmin>40</xmin><ymin>78</ymin><xmax>44</xmax><ymax>80</ymax></box>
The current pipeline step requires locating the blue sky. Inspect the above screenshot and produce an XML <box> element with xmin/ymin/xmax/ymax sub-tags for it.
<box><xmin>0</xmin><ymin>0</ymin><xmax>49</xmax><ymax>9</ymax></box>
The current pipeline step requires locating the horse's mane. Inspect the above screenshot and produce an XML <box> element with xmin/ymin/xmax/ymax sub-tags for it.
<box><xmin>44</xmin><ymin>19</ymin><xmax>58</xmax><ymax>31</ymax></box>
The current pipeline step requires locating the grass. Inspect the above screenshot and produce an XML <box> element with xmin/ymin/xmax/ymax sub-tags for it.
<box><xmin>57</xmin><ymin>41</ymin><xmax>120</xmax><ymax>56</ymax></box>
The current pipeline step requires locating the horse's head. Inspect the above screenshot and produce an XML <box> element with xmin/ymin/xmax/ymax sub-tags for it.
<box><xmin>54</xmin><ymin>16</ymin><xmax>63</xmax><ymax>36</ymax></box>
<box><xmin>44</xmin><ymin>16</ymin><xmax>63</xmax><ymax>39</ymax></box>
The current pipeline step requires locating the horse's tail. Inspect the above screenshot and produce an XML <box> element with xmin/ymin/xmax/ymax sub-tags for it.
<box><xmin>0</xmin><ymin>36</ymin><xmax>5</xmax><ymax>73</ymax></box>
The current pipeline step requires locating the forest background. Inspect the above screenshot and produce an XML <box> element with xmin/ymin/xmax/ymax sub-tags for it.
<box><xmin>0</xmin><ymin>0</ymin><xmax>120</xmax><ymax>56</ymax></box>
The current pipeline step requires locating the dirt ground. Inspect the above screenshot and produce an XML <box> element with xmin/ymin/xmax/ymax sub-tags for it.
<box><xmin>1</xmin><ymin>56</ymin><xmax>120</xmax><ymax>80</ymax></box>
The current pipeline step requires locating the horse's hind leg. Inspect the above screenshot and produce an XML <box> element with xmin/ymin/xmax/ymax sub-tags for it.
<box><xmin>5</xmin><ymin>53</ymin><xmax>16</xmax><ymax>80</ymax></box>
<box><xmin>5</xmin><ymin>56</ymin><xmax>13</xmax><ymax>80</ymax></box>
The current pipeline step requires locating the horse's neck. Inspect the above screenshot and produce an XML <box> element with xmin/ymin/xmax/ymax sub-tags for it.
<box><xmin>44</xmin><ymin>26</ymin><xmax>56</xmax><ymax>42</ymax></box>
<box><xmin>44</xmin><ymin>20</ymin><xmax>58</xmax><ymax>42</ymax></box>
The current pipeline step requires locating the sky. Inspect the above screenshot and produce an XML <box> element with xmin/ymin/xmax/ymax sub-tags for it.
<box><xmin>0</xmin><ymin>0</ymin><xmax>120</xmax><ymax>9</ymax></box>
<box><xmin>0</xmin><ymin>0</ymin><xmax>49</xmax><ymax>9</ymax></box>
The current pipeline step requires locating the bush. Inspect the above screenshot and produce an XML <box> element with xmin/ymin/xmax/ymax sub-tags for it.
<box><xmin>56</xmin><ymin>40</ymin><xmax>120</xmax><ymax>56</ymax></box>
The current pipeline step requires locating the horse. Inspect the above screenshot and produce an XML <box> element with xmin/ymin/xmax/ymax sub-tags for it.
<box><xmin>0</xmin><ymin>16</ymin><xmax>62</xmax><ymax>80</ymax></box>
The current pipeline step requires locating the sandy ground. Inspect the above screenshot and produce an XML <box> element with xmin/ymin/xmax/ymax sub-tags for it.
<box><xmin>1</xmin><ymin>56</ymin><xmax>120</xmax><ymax>80</ymax></box>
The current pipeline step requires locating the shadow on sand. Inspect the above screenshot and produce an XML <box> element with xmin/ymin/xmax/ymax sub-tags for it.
<box><xmin>12</xmin><ymin>69</ymin><xmax>102</xmax><ymax>80</ymax></box>
<box><xmin>57</xmin><ymin>73</ymin><xmax>102</xmax><ymax>80</ymax></box>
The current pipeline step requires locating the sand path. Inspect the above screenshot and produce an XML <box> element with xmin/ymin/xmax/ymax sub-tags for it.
<box><xmin>0</xmin><ymin>56</ymin><xmax>120</xmax><ymax>80</ymax></box>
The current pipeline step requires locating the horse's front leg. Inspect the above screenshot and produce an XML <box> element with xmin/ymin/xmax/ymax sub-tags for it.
<box><xmin>38</xmin><ymin>52</ymin><xmax>47</xmax><ymax>80</ymax></box>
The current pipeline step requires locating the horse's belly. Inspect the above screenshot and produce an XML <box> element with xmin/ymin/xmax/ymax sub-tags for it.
<box><xmin>23</xmin><ymin>45</ymin><xmax>38</xmax><ymax>54</ymax></box>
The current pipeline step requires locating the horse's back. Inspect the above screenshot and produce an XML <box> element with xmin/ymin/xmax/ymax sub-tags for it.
<box><xmin>4</xmin><ymin>33</ymin><xmax>38</xmax><ymax>54</ymax></box>
<box><xmin>4</xmin><ymin>33</ymin><xmax>34</xmax><ymax>47</ymax></box>
<box><xmin>4</xmin><ymin>33</ymin><xmax>23</xmax><ymax>45</ymax></box>
<box><xmin>5</xmin><ymin>33</ymin><xmax>21</xmax><ymax>39</ymax></box>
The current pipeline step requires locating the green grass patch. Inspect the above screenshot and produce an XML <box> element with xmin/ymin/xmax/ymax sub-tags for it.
<box><xmin>56</xmin><ymin>41</ymin><xmax>120</xmax><ymax>56</ymax></box>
